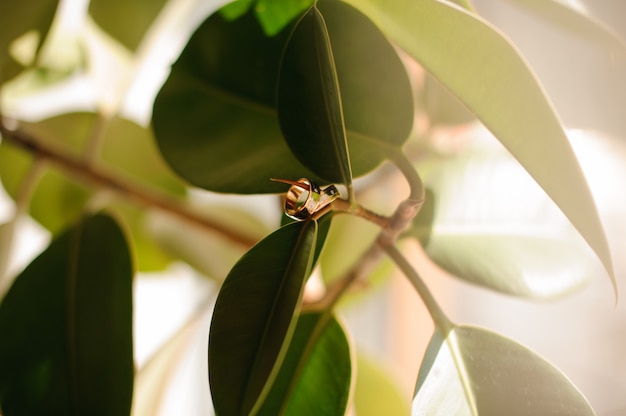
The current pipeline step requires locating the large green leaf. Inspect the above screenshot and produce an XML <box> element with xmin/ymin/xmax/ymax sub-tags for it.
<box><xmin>413</xmin><ymin>325</ymin><xmax>594</xmax><ymax>415</ymax></box>
<box><xmin>89</xmin><ymin>0</ymin><xmax>169</xmax><ymax>51</ymax></box>
<box><xmin>208</xmin><ymin>219</ymin><xmax>328</xmax><ymax>415</ymax></box>
<box><xmin>257</xmin><ymin>312</ymin><xmax>353</xmax><ymax>415</ymax></box>
<box><xmin>278</xmin><ymin>5</ymin><xmax>352</xmax><ymax>186</ymax></box>
<box><xmin>152</xmin><ymin>0</ymin><xmax>413</xmax><ymax>193</ymax></box>
<box><xmin>0</xmin><ymin>0</ymin><xmax>58</xmax><ymax>82</ymax></box>
<box><xmin>0</xmin><ymin>213</ymin><xmax>134</xmax><ymax>415</ymax></box>
<box><xmin>346</xmin><ymin>0</ymin><xmax>616</xmax><ymax>296</ymax></box>
<box><xmin>421</xmin><ymin>128</ymin><xmax>599</xmax><ymax>299</ymax></box>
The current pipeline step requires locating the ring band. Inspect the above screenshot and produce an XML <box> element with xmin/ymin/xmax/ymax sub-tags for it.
<box><xmin>280</xmin><ymin>178</ymin><xmax>339</xmax><ymax>220</ymax></box>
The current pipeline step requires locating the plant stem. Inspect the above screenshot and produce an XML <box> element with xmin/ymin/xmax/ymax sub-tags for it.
<box><xmin>390</xmin><ymin>149</ymin><xmax>425</xmax><ymax>203</ymax></box>
<box><xmin>383</xmin><ymin>244</ymin><xmax>452</xmax><ymax>333</ymax></box>
<box><xmin>0</xmin><ymin>122</ymin><xmax>259</xmax><ymax>248</ymax></box>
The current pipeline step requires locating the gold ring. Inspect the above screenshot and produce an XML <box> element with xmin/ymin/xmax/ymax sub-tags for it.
<box><xmin>271</xmin><ymin>178</ymin><xmax>340</xmax><ymax>220</ymax></box>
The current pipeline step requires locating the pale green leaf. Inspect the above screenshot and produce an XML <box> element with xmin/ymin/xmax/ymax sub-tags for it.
<box><xmin>414</xmin><ymin>325</ymin><xmax>595</xmax><ymax>415</ymax></box>
<box><xmin>422</xmin><ymin>127</ymin><xmax>599</xmax><ymax>299</ymax></box>
<box><xmin>346</xmin><ymin>0</ymin><xmax>617</xmax><ymax>297</ymax></box>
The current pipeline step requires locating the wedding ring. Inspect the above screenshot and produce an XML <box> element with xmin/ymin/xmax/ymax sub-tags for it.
<box><xmin>271</xmin><ymin>178</ymin><xmax>340</xmax><ymax>220</ymax></box>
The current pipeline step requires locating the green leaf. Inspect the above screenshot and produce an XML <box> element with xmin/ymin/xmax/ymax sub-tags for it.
<box><xmin>278</xmin><ymin>5</ymin><xmax>352</xmax><ymax>187</ymax></box>
<box><xmin>208</xmin><ymin>220</ymin><xmax>323</xmax><ymax>415</ymax></box>
<box><xmin>0</xmin><ymin>213</ymin><xmax>134</xmax><ymax>415</ymax></box>
<box><xmin>220</xmin><ymin>0</ymin><xmax>256</xmax><ymax>21</ymax></box>
<box><xmin>153</xmin><ymin>9</ymin><xmax>321</xmax><ymax>194</ymax></box>
<box><xmin>414</xmin><ymin>325</ymin><xmax>595</xmax><ymax>415</ymax></box>
<box><xmin>0</xmin><ymin>0</ymin><xmax>59</xmax><ymax>82</ymax></box>
<box><xmin>255</xmin><ymin>0</ymin><xmax>314</xmax><ymax>36</ymax></box>
<box><xmin>258</xmin><ymin>312</ymin><xmax>353</xmax><ymax>415</ymax></box>
<box><xmin>89</xmin><ymin>0</ymin><xmax>169</xmax><ymax>51</ymax></box>
<box><xmin>354</xmin><ymin>353</ymin><xmax>410</xmax><ymax>416</ymax></box>
<box><xmin>421</xmin><ymin>129</ymin><xmax>599</xmax><ymax>299</ymax></box>
<box><xmin>346</xmin><ymin>0</ymin><xmax>617</xmax><ymax>297</ymax></box>
<box><xmin>152</xmin><ymin>1</ymin><xmax>413</xmax><ymax>193</ymax></box>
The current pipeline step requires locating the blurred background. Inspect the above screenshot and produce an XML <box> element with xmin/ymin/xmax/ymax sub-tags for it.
<box><xmin>1</xmin><ymin>0</ymin><xmax>625</xmax><ymax>414</ymax></box>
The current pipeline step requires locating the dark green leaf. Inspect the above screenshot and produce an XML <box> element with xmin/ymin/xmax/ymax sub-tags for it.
<box><xmin>0</xmin><ymin>213</ymin><xmax>134</xmax><ymax>415</ymax></box>
<box><xmin>89</xmin><ymin>0</ymin><xmax>168</xmax><ymax>50</ymax></box>
<box><xmin>208</xmin><ymin>220</ymin><xmax>324</xmax><ymax>415</ymax></box>
<box><xmin>414</xmin><ymin>325</ymin><xmax>595</xmax><ymax>415</ymax></box>
<box><xmin>347</xmin><ymin>0</ymin><xmax>617</xmax><ymax>297</ymax></box>
<box><xmin>258</xmin><ymin>312</ymin><xmax>352</xmax><ymax>415</ymax></box>
<box><xmin>278</xmin><ymin>5</ymin><xmax>352</xmax><ymax>186</ymax></box>
<box><xmin>153</xmin><ymin>9</ymin><xmax>321</xmax><ymax>194</ymax></box>
<box><xmin>0</xmin><ymin>0</ymin><xmax>58</xmax><ymax>82</ymax></box>
<box><xmin>152</xmin><ymin>0</ymin><xmax>412</xmax><ymax>193</ymax></box>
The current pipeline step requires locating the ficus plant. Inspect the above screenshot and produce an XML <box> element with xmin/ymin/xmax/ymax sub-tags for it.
<box><xmin>0</xmin><ymin>0</ymin><xmax>622</xmax><ymax>414</ymax></box>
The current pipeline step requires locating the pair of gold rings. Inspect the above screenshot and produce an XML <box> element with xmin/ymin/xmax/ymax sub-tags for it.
<box><xmin>272</xmin><ymin>178</ymin><xmax>340</xmax><ymax>220</ymax></box>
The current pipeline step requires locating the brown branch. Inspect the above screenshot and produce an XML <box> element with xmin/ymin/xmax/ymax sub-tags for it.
<box><xmin>0</xmin><ymin>122</ymin><xmax>259</xmax><ymax>248</ymax></box>
<box><xmin>305</xmin><ymin>196</ymin><xmax>423</xmax><ymax>310</ymax></box>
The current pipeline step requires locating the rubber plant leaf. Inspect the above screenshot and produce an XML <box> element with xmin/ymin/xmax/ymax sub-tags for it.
<box><xmin>0</xmin><ymin>213</ymin><xmax>134</xmax><ymax>415</ymax></box>
<box><xmin>208</xmin><ymin>218</ymin><xmax>330</xmax><ymax>415</ymax></box>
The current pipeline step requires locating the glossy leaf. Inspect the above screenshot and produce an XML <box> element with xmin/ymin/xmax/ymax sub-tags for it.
<box><xmin>354</xmin><ymin>353</ymin><xmax>410</xmax><ymax>416</ymax></box>
<box><xmin>346</xmin><ymin>0</ymin><xmax>617</xmax><ymax>296</ymax></box>
<box><xmin>208</xmin><ymin>220</ymin><xmax>326</xmax><ymax>416</ymax></box>
<box><xmin>257</xmin><ymin>312</ymin><xmax>353</xmax><ymax>415</ymax></box>
<box><xmin>413</xmin><ymin>325</ymin><xmax>594</xmax><ymax>415</ymax></box>
<box><xmin>278</xmin><ymin>5</ymin><xmax>352</xmax><ymax>186</ymax></box>
<box><xmin>0</xmin><ymin>213</ymin><xmax>134</xmax><ymax>415</ymax></box>
<box><xmin>152</xmin><ymin>0</ymin><xmax>413</xmax><ymax>193</ymax></box>
<box><xmin>89</xmin><ymin>0</ymin><xmax>168</xmax><ymax>50</ymax></box>
<box><xmin>0</xmin><ymin>0</ymin><xmax>58</xmax><ymax>82</ymax></box>
<box><xmin>421</xmin><ymin>128</ymin><xmax>598</xmax><ymax>299</ymax></box>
